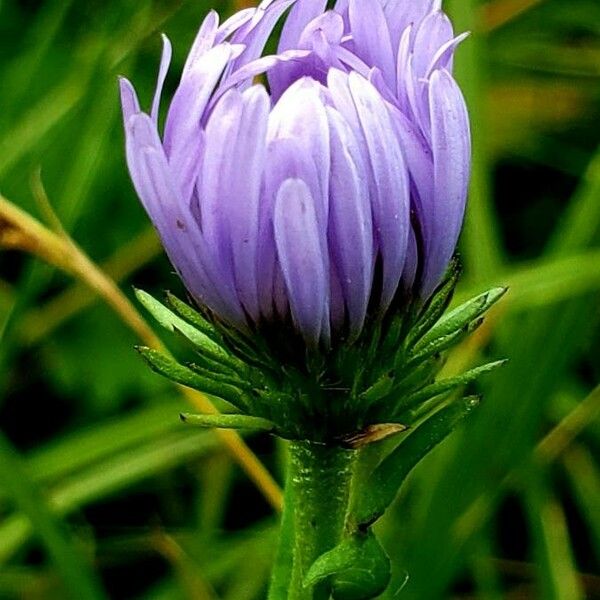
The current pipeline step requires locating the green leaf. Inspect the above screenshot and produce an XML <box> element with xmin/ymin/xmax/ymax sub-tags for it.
<box><xmin>413</xmin><ymin>287</ymin><xmax>507</xmax><ymax>353</ymax></box>
<box><xmin>137</xmin><ymin>347</ymin><xmax>250</xmax><ymax>410</ymax></box>
<box><xmin>135</xmin><ymin>289</ymin><xmax>238</xmax><ymax>368</ymax></box>
<box><xmin>525</xmin><ymin>471</ymin><xmax>584</xmax><ymax>600</ymax></box>
<box><xmin>180</xmin><ymin>413</ymin><xmax>275</xmax><ymax>433</ymax></box>
<box><xmin>0</xmin><ymin>429</ymin><xmax>218</xmax><ymax>564</ymax></box>
<box><xmin>305</xmin><ymin>531</ymin><xmax>391</xmax><ymax>600</ymax></box>
<box><xmin>0</xmin><ymin>432</ymin><xmax>106</xmax><ymax>600</ymax></box>
<box><xmin>396</xmin><ymin>360</ymin><xmax>507</xmax><ymax>418</ymax></box>
<box><xmin>354</xmin><ymin>396</ymin><xmax>481</xmax><ymax>528</ymax></box>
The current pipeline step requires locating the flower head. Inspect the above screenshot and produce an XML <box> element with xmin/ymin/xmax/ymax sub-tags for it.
<box><xmin>121</xmin><ymin>0</ymin><xmax>471</xmax><ymax>348</ymax></box>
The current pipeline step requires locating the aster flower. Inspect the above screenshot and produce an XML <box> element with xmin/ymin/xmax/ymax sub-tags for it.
<box><xmin>120</xmin><ymin>0</ymin><xmax>471</xmax><ymax>348</ymax></box>
<box><xmin>122</xmin><ymin>4</ymin><xmax>508</xmax><ymax>598</ymax></box>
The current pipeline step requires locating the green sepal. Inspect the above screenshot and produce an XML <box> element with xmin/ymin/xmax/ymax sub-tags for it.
<box><xmin>135</xmin><ymin>289</ymin><xmax>240</xmax><ymax>370</ymax></box>
<box><xmin>394</xmin><ymin>360</ymin><xmax>507</xmax><ymax>419</ymax></box>
<box><xmin>186</xmin><ymin>361</ymin><xmax>253</xmax><ymax>392</ymax></box>
<box><xmin>393</xmin><ymin>355</ymin><xmax>441</xmax><ymax>392</ymax></box>
<box><xmin>359</xmin><ymin>372</ymin><xmax>394</xmax><ymax>404</ymax></box>
<box><xmin>166</xmin><ymin>292</ymin><xmax>279</xmax><ymax>375</ymax></box>
<box><xmin>353</xmin><ymin>395</ymin><xmax>481</xmax><ymax>528</ymax></box>
<box><xmin>136</xmin><ymin>346</ymin><xmax>250</xmax><ymax>411</ymax></box>
<box><xmin>406</xmin><ymin>326</ymin><xmax>469</xmax><ymax>367</ymax></box>
<box><xmin>413</xmin><ymin>287</ymin><xmax>507</xmax><ymax>353</ymax></box>
<box><xmin>405</xmin><ymin>259</ymin><xmax>461</xmax><ymax>348</ymax></box>
<box><xmin>180</xmin><ymin>413</ymin><xmax>275</xmax><ymax>432</ymax></box>
<box><xmin>164</xmin><ymin>292</ymin><xmax>223</xmax><ymax>344</ymax></box>
<box><xmin>305</xmin><ymin>530</ymin><xmax>391</xmax><ymax>600</ymax></box>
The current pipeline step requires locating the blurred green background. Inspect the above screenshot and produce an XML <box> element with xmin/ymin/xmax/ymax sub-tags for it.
<box><xmin>0</xmin><ymin>0</ymin><xmax>599</xmax><ymax>598</ymax></box>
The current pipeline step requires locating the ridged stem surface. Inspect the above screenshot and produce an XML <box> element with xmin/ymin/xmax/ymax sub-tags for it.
<box><xmin>269</xmin><ymin>441</ymin><xmax>355</xmax><ymax>600</ymax></box>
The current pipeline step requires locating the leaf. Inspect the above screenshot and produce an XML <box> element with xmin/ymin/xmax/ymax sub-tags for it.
<box><xmin>353</xmin><ymin>396</ymin><xmax>481</xmax><ymax>528</ymax></box>
<box><xmin>0</xmin><ymin>433</ymin><xmax>106</xmax><ymax>599</ymax></box>
<box><xmin>137</xmin><ymin>347</ymin><xmax>250</xmax><ymax>411</ymax></box>
<box><xmin>413</xmin><ymin>287</ymin><xmax>507</xmax><ymax>353</ymax></box>
<box><xmin>180</xmin><ymin>413</ymin><xmax>275</xmax><ymax>433</ymax></box>
<box><xmin>305</xmin><ymin>530</ymin><xmax>391</xmax><ymax>600</ymax></box>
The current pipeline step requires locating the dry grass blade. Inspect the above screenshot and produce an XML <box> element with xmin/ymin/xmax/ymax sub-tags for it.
<box><xmin>480</xmin><ymin>0</ymin><xmax>544</xmax><ymax>32</ymax></box>
<box><xmin>0</xmin><ymin>193</ymin><xmax>283</xmax><ymax>511</ymax></box>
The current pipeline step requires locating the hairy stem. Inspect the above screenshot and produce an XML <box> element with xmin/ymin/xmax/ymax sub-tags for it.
<box><xmin>270</xmin><ymin>441</ymin><xmax>355</xmax><ymax>600</ymax></box>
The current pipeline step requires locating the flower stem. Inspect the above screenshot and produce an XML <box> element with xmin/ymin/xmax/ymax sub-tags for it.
<box><xmin>269</xmin><ymin>441</ymin><xmax>356</xmax><ymax>600</ymax></box>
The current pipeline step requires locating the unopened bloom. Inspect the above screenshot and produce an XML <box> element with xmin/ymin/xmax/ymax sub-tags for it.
<box><xmin>121</xmin><ymin>0</ymin><xmax>471</xmax><ymax>347</ymax></box>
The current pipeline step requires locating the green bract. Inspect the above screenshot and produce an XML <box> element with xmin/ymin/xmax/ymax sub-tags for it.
<box><xmin>135</xmin><ymin>264</ymin><xmax>507</xmax><ymax>599</ymax></box>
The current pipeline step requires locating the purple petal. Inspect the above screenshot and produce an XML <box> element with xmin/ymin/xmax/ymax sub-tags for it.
<box><xmin>182</xmin><ymin>10</ymin><xmax>219</xmax><ymax>76</ymax></box>
<box><xmin>171</xmin><ymin>129</ymin><xmax>205</xmax><ymax>205</ymax></box>
<box><xmin>348</xmin><ymin>0</ymin><xmax>396</xmax><ymax>89</ymax></box>
<box><xmin>210</xmin><ymin>49</ymin><xmax>309</xmax><ymax>112</ymax></box>
<box><xmin>425</xmin><ymin>31</ymin><xmax>470</xmax><ymax>78</ymax></box>
<box><xmin>200</xmin><ymin>89</ymin><xmax>244</xmax><ymax>269</ymax></box>
<box><xmin>151</xmin><ymin>34</ymin><xmax>172</xmax><ymax>124</ymax></box>
<box><xmin>424</xmin><ymin>68</ymin><xmax>470</xmax><ymax>296</ymax></box>
<box><xmin>226</xmin><ymin>86</ymin><xmax>270</xmax><ymax>320</ymax></box>
<box><xmin>278</xmin><ymin>0</ymin><xmax>328</xmax><ymax>51</ymax></box>
<box><xmin>412</xmin><ymin>10</ymin><xmax>454</xmax><ymax>80</ymax></box>
<box><xmin>347</xmin><ymin>73</ymin><xmax>410</xmax><ymax>310</ymax></box>
<box><xmin>395</xmin><ymin>24</ymin><xmax>412</xmax><ymax>113</ymax></box>
<box><xmin>230</xmin><ymin>0</ymin><xmax>295</xmax><ymax>75</ymax></box>
<box><xmin>258</xmin><ymin>137</ymin><xmax>319</xmax><ymax>319</ymax></box>
<box><xmin>327</xmin><ymin>106</ymin><xmax>373</xmax><ymax>337</ymax></box>
<box><xmin>274</xmin><ymin>178</ymin><xmax>328</xmax><ymax>346</ymax></box>
<box><xmin>401</xmin><ymin>224</ymin><xmax>419</xmax><ymax>292</ymax></box>
<box><xmin>268</xmin><ymin>78</ymin><xmax>331</xmax><ymax>235</ymax></box>
<box><xmin>164</xmin><ymin>43</ymin><xmax>233</xmax><ymax>159</ymax></box>
<box><xmin>215</xmin><ymin>8</ymin><xmax>255</xmax><ymax>43</ymax></box>
<box><xmin>124</xmin><ymin>114</ymin><xmax>244</xmax><ymax>324</ymax></box>
<box><xmin>383</xmin><ymin>0</ymin><xmax>435</xmax><ymax>52</ymax></box>
<box><xmin>119</xmin><ymin>77</ymin><xmax>141</xmax><ymax>126</ymax></box>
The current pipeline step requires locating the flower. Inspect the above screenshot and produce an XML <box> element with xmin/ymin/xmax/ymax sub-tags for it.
<box><xmin>120</xmin><ymin>0</ymin><xmax>471</xmax><ymax>348</ymax></box>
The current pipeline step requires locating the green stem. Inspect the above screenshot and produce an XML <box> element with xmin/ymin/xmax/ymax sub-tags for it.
<box><xmin>269</xmin><ymin>441</ymin><xmax>356</xmax><ymax>600</ymax></box>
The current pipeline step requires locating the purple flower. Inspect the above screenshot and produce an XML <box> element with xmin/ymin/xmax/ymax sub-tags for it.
<box><xmin>121</xmin><ymin>0</ymin><xmax>471</xmax><ymax>347</ymax></box>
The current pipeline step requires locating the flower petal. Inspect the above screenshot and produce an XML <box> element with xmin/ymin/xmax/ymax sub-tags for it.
<box><xmin>347</xmin><ymin>73</ymin><xmax>410</xmax><ymax>309</ymax></box>
<box><xmin>258</xmin><ymin>137</ymin><xmax>318</xmax><ymax>320</ymax></box>
<box><xmin>424</xmin><ymin>68</ymin><xmax>470</xmax><ymax>296</ymax></box>
<box><xmin>182</xmin><ymin>10</ymin><xmax>219</xmax><ymax>76</ymax></box>
<box><xmin>230</xmin><ymin>0</ymin><xmax>295</xmax><ymax>75</ymax></box>
<box><xmin>274</xmin><ymin>178</ymin><xmax>328</xmax><ymax>346</ymax></box>
<box><xmin>164</xmin><ymin>43</ymin><xmax>233</xmax><ymax>161</ymax></box>
<box><xmin>151</xmin><ymin>34</ymin><xmax>172</xmax><ymax>124</ymax></box>
<box><xmin>348</xmin><ymin>0</ymin><xmax>396</xmax><ymax>89</ymax></box>
<box><xmin>215</xmin><ymin>8</ymin><xmax>255</xmax><ymax>43</ymax></box>
<box><xmin>278</xmin><ymin>0</ymin><xmax>328</xmax><ymax>51</ymax></box>
<box><xmin>327</xmin><ymin>106</ymin><xmax>373</xmax><ymax>337</ymax></box>
<box><xmin>119</xmin><ymin>77</ymin><xmax>141</xmax><ymax>126</ymax></box>
<box><xmin>226</xmin><ymin>86</ymin><xmax>270</xmax><ymax>320</ymax></box>
<box><xmin>412</xmin><ymin>10</ymin><xmax>454</xmax><ymax>80</ymax></box>
<box><xmin>124</xmin><ymin>114</ymin><xmax>244</xmax><ymax>324</ymax></box>
<box><xmin>268</xmin><ymin>77</ymin><xmax>331</xmax><ymax>235</ymax></box>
